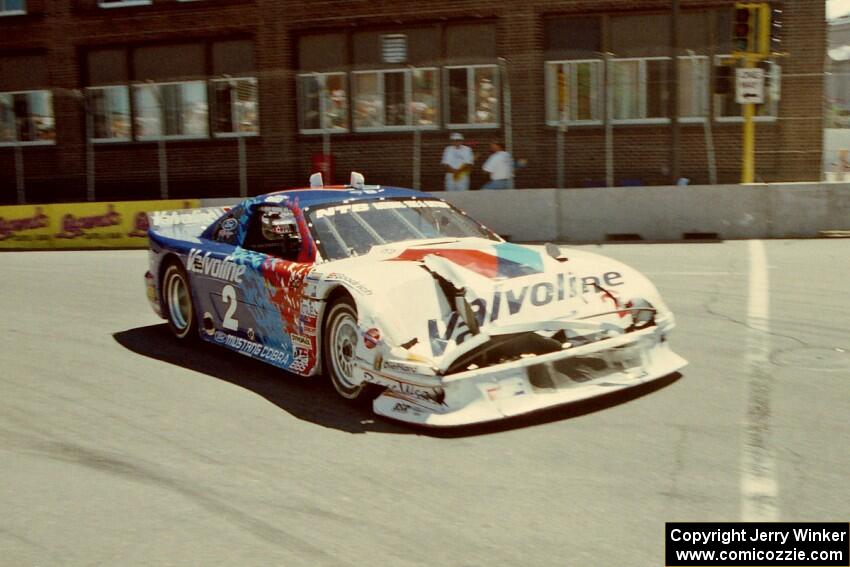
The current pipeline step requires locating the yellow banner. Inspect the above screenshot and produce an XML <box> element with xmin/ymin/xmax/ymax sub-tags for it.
<box><xmin>0</xmin><ymin>199</ymin><xmax>198</xmax><ymax>249</ymax></box>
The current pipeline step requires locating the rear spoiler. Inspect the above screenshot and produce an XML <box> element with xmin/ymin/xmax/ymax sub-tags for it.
<box><xmin>148</xmin><ymin>206</ymin><xmax>229</xmax><ymax>239</ymax></box>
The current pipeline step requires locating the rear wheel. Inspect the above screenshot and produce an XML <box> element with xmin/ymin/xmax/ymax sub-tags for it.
<box><xmin>323</xmin><ymin>297</ymin><xmax>380</xmax><ymax>401</ymax></box>
<box><xmin>162</xmin><ymin>262</ymin><xmax>196</xmax><ymax>340</ymax></box>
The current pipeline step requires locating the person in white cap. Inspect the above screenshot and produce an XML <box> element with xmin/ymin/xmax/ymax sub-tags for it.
<box><xmin>441</xmin><ymin>132</ymin><xmax>474</xmax><ymax>191</ymax></box>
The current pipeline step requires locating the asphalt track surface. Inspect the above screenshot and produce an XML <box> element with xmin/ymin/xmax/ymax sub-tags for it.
<box><xmin>1</xmin><ymin>240</ymin><xmax>848</xmax><ymax>567</ymax></box>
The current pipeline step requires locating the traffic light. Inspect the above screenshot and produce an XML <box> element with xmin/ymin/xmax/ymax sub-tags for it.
<box><xmin>733</xmin><ymin>6</ymin><xmax>754</xmax><ymax>53</ymax></box>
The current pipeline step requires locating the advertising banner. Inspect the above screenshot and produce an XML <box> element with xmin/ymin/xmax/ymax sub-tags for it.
<box><xmin>0</xmin><ymin>199</ymin><xmax>198</xmax><ymax>249</ymax></box>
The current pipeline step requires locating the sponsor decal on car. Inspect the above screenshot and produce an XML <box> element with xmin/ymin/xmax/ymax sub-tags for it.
<box><xmin>363</xmin><ymin>371</ymin><xmax>446</xmax><ymax>405</ymax></box>
<box><xmin>481</xmin><ymin>376</ymin><xmax>528</xmax><ymax>401</ymax></box>
<box><xmin>325</xmin><ymin>272</ymin><xmax>373</xmax><ymax>295</ymax></box>
<box><xmin>392</xmin><ymin>242</ymin><xmax>545</xmax><ymax>279</ymax></box>
<box><xmin>300</xmin><ymin>299</ymin><xmax>319</xmax><ymax>317</ymax></box>
<box><xmin>217</xmin><ymin>218</ymin><xmax>238</xmax><ymax>239</ymax></box>
<box><xmin>364</xmin><ymin>328</ymin><xmax>381</xmax><ymax>349</ymax></box>
<box><xmin>149</xmin><ymin>208</ymin><xmax>221</xmax><ymax>227</ymax></box>
<box><xmin>382</xmin><ymin>360</ymin><xmax>421</xmax><ymax>374</ymax></box>
<box><xmin>218</xmin><ymin>332</ymin><xmax>291</xmax><ymax>364</ymax></box>
<box><xmin>291</xmin><ymin>334</ymin><xmax>311</xmax><ymax>349</ymax></box>
<box><xmin>187</xmin><ymin>248</ymin><xmax>246</xmax><ymax>284</ymax></box>
<box><xmin>427</xmin><ymin>271</ymin><xmax>626</xmax><ymax>352</ymax></box>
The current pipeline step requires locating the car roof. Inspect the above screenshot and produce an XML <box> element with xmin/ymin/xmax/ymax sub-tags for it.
<box><xmin>257</xmin><ymin>186</ymin><xmax>434</xmax><ymax>208</ymax></box>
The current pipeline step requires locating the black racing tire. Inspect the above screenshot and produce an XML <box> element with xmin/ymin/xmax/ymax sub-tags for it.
<box><xmin>162</xmin><ymin>262</ymin><xmax>197</xmax><ymax>341</ymax></box>
<box><xmin>322</xmin><ymin>296</ymin><xmax>381</xmax><ymax>402</ymax></box>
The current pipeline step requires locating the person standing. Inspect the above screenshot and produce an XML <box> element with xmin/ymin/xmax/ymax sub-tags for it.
<box><xmin>481</xmin><ymin>141</ymin><xmax>513</xmax><ymax>190</ymax></box>
<box><xmin>441</xmin><ymin>133</ymin><xmax>474</xmax><ymax>191</ymax></box>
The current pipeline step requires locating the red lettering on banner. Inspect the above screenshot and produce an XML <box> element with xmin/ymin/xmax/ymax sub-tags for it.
<box><xmin>55</xmin><ymin>204</ymin><xmax>122</xmax><ymax>239</ymax></box>
<box><xmin>0</xmin><ymin>207</ymin><xmax>50</xmax><ymax>241</ymax></box>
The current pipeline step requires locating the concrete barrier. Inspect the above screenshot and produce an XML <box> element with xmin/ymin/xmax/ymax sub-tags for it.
<box><xmin>439</xmin><ymin>183</ymin><xmax>850</xmax><ymax>242</ymax></box>
<box><xmin>7</xmin><ymin>183</ymin><xmax>833</xmax><ymax>250</ymax></box>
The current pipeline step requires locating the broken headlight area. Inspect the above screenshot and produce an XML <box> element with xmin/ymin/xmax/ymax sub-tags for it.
<box><xmin>445</xmin><ymin>332</ymin><xmax>563</xmax><ymax>375</ymax></box>
<box><xmin>442</xmin><ymin>315</ymin><xmax>658</xmax><ymax>378</ymax></box>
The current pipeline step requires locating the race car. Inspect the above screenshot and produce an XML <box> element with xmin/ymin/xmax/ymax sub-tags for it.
<box><xmin>144</xmin><ymin>172</ymin><xmax>686</xmax><ymax>427</ymax></box>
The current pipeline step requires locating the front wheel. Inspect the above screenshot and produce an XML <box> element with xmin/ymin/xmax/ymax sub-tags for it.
<box><xmin>323</xmin><ymin>297</ymin><xmax>380</xmax><ymax>402</ymax></box>
<box><xmin>162</xmin><ymin>262</ymin><xmax>197</xmax><ymax>340</ymax></box>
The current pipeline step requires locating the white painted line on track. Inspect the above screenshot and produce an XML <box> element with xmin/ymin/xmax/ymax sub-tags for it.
<box><xmin>741</xmin><ymin>239</ymin><xmax>779</xmax><ymax>522</ymax></box>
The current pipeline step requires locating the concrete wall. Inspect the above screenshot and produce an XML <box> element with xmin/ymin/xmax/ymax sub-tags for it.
<box><xmin>437</xmin><ymin>183</ymin><xmax>850</xmax><ymax>242</ymax></box>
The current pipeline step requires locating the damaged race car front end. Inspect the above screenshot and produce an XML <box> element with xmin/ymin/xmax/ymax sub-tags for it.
<box><xmin>372</xmin><ymin>313</ymin><xmax>683</xmax><ymax>427</ymax></box>
<box><xmin>344</xmin><ymin>242</ymin><xmax>687</xmax><ymax>427</ymax></box>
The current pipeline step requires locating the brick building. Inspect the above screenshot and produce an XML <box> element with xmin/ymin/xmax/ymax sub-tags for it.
<box><xmin>0</xmin><ymin>0</ymin><xmax>826</xmax><ymax>204</ymax></box>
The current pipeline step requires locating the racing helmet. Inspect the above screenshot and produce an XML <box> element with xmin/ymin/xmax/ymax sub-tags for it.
<box><xmin>260</xmin><ymin>207</ymin><xmax>298</xmax><ymax>242</ymax></box>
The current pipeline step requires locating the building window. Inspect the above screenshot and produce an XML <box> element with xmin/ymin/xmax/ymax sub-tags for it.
<box><xmin>133</xmin><ymin>81</ymin><xmax>208</xmax><ymax>140</ymax></box>
<box><xmin>352</xmin><ymin>68</ymin><xmax>438</xmax><ymax>131</ymax></box>
<box><xmin>0</xmin><ymin>0</ymin><xmax>25</xmax><ymax>15</ymax></box>
<box><xmin>411</xmin><ymin>68</ymin><xmax>438</xmax><ymax>127</ymax></box>
<box><xmin>87</xmin><ymin>86</ymin><xmax>131</xmax><ymax>142</ymax></box>
<box><xmin>98</xmin><ymin>0</ymin><xmax>151</xmax><ymax>7</ymax></box>
<box><xmin>610</xmin><ymin>57</ymin><xmax>670</xmax><ymax>124</ymax></box>
<box><xmin>545</xmin><ymin>60</ymin><xmax>603</xmax><ymax>125</ymax></box>
<box><xmin>0</xmin><ymin>90</ymin><xmax>55</xmax><ymax>146</ymax></box>
<box><xmin>445</xmin><ymin>65</ymin><xmax>499</xmax><ymax>128</ymax></box>
<box><xmin>298</xmin><ymin>73</ymin><xmax>349</xmax><ymax>133</ymax></box>
<box><xmin>677</xmin><ymin>55</ymin><xmax>710</xmax><ymax>121</ymax></box>
<box><xmin>714</xmin><ymin>56</ymin><xmax>780</xmax><ymax>122</ymax></box>
<box><xmin>211</xmin><ymin>77</ymin><xmax>259</xmax><ymax>137</ymax></box>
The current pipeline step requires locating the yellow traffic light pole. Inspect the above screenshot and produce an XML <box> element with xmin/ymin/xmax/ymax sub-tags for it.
<box><xmin>741</xmin><ymin>55</ymin><xmax>757</xmax><ymax>184</ymax></box>
<box><xmin>734</xmin><ymin>2</ymin><xmax>771</xmax><ymax>184</ymax></box>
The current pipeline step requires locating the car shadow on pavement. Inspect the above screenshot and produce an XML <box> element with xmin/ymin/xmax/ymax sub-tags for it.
<box><xmin>114</xmin><ymin>324</ymin><xmax>682</xmax><ymax>438</ymax></box>
<box><xmin>113</xmin><ymin>323</ymin><xmax>412</xmax><ymax>435</ymax></box>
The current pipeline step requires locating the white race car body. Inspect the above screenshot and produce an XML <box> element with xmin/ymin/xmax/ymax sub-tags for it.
<box><xmin>146</xmin><ymin>184</ymin><xmax>686</xmax><ymax>427</ymax></box>
<box><xmin>304</xmin><ymin>238</ymin><xmax>686</xmax><ymax>427</ymax></box>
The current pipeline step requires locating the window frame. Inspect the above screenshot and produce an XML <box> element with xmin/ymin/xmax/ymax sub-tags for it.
<box><xmin>0</xmin><ymin>89</ymin><xmax>56</xmax><ymax>147</ymax></box>
<box><xmin>132</xmin><ymin>80</ymin><xmax>209</xmax><ymax>141</ymax></box>
<box><xmin>297</xmin><ymin>72</ymin><xmax>350</xmax><ymax>135</ymax></box>
<box><xmin>713</xmin><ymin>55</ymin><xmax>780</xmax><ymax>123</ymax></box>
<box><xmin>443</xmin><ymin>63</ymin><xmax>500</xmax><ymax>129</ymax></box>
<box><xmin>98</xmin><ymin>0</ymin><xmax>152</xmax><ymax>8</ymax></box>
<box><xmin>351</xmin><ymin>67</ymin><xmax>439</xmax><ymax>132</ymax></box>
<box><xmin>677</xmin><ymin>54</ymin><xmax>711</xmax><ymax>124</ymax></box>
<box><xmin>544</xmin><ymin>59</ymin><xmax>604</xmax><ymax>126</ymax></box>
<box><xmin>209</xmin><ymin>76</ymin><xmax>260</xmax><ymax>139</ymax></box>
<box><xmin>0</xmin><ymin>0</ymin><xmax>26</xmax><ymax>16</ymax></box>
<box><xmin>86</xmin><ymin>85</ymin><xmax>132</xmax><ymax>144</ymax></box>
<box><xmin>609</xmin><ymin>56</ymin><xmax>671</xmax><ymax>126</ymax></box>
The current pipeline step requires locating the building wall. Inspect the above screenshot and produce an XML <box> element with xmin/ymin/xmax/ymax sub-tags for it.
<box><xmin>0</xmin><ymin>0</ymin><xmax>826</xmax><ymax>204</ymax></box>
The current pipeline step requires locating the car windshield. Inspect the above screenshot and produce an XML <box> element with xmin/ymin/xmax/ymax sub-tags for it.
<box><xmin>306</xmin><ymin>198</ymin><xmax>499</xmax><ymax>261</ymax></box>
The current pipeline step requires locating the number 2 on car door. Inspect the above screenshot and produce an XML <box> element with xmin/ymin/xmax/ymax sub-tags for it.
<box><xmin>222</xmin><ymin>284</ymin><xmax>239</xmax><ymax>330</ymax></box>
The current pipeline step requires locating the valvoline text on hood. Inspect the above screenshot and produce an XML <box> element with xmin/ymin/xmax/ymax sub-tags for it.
<box><xmin>428</xmin><ymin>270</ymin><xmax>625</xmax><ymax>355</ymax></box>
